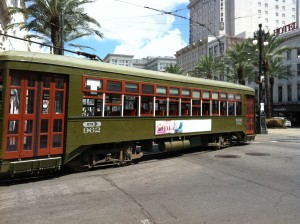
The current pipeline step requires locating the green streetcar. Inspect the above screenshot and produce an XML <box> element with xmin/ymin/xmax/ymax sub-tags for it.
<box><xmin>0</xmin><ymin>51</ymin><xmax>256</xmax><ymax>176</ymax></box>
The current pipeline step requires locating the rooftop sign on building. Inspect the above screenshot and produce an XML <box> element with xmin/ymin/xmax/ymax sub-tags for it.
<box><xmin>274</xmin><ymin>22</ymin><xmax>298</xmax><ymax>35</ymax></box>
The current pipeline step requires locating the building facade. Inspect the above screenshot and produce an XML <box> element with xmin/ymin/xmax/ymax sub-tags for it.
<box><xmin>272</xmin><ymin>27</ymin><xmax>300</xmax><ymax>125</ymax></box>
<box><xmin>103</xmin><ymin>54</ymin><xmax>134</xmax><ymax>67</ymax></box>
<box><xmin>103</xmin><ymin>54</ymin><xmax>177</xmax><ymax>72</ymax></box>
<box><xmin>177</xmin><ymin>0</ymin><xmax>300</xmax><ymax>74</ymax></box>
<box><xmin>177</xmin><ymin>0</ymin><xmax>300</xmax><ymax>125</ymax></box>
<box><xmin>0</xmin><ymin>0</ymin><xmax>29</xmax><ymax>52</ymax></box>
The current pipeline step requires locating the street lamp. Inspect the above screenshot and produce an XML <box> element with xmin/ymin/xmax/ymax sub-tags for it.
<box><xmin>253</xmin><ymin>24</ymin><xmax>268</xmax><ymax>134</ymax></box>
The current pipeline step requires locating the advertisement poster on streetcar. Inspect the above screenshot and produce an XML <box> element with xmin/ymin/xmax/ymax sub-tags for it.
<box><xmin>155</xmin><ymin>119</ymin><xmax>211</xmax><ymax>135</ymax></box>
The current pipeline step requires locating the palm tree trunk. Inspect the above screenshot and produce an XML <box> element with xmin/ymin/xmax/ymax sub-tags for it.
<box><xmin>265</xmin><ymin>73</ymin><xmax>272</xmax><ymax>118</ymax></box>
<box><xmin>269</xmin><ymin>76</ymin><xmax>275</xmax><ymax>117</ymax></box>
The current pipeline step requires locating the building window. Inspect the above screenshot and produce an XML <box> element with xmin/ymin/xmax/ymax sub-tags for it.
<box><xmin>265</xmin><ymin>3</ymin><xmax>268</xmax><ymax>7</ymax></box>
<box><xmin>297</xmin><ymin>64</ymin><xmax>300</xmax><ymax>76</ymax></box>
<box><xmin>298</xmin><ymin>84</ymin><xmax>300</xmax><ymax>101</ymax></box>
<box><xmin>258</xmin><ymin>2</ymin><xmax>261</xmax><ymax>6</ymax></box>
<box><xmin>297</xmin><ymin>48</ymin><xmax>300</xmax><ymax>58</ymax></box>
<box><xmin>282</xmin><ymin>6</ymin><xmax>285</xmax><ymax>10</ymax></box>
<box><xmin>287</xmin><ymin>85</ymin><xmax>292</xmax><ymax>101</ymax></box>
<box><xmin>278</xmin><ymin>86</ymin><xmax>282</xmax><ymax>102</ymax></box>
<box><xmin>275</xmin><ymin>5</ymin><xmax>279</xmax><ymax>9</ymax></box>
<box><xmin>286</xmin><ymin>50</ymin><xmax>291</xmax><ymax>60</ymax></box>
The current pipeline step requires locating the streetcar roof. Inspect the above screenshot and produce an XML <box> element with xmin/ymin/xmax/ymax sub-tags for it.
<box><xmin>0</xmin><ymin>51</ymin><xmax>255</xmax><ymax>92</ymax></box>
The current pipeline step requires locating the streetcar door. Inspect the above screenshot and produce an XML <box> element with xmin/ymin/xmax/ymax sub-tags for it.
<box><xmin>4</xmin><ymin>72</ymin><xmax>67</xmax><ymax>159</ymax></box>
<box><xmin>246</xmin><ymin>95</ymin><xmax>255</xmax><ymax>135</ymax></box>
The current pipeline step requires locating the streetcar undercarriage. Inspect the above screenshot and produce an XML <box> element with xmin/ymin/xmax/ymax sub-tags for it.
<box><xmin>66</xmin><ymin>132</ymin><xmax>249</xmax><ymax>172</ymax></box>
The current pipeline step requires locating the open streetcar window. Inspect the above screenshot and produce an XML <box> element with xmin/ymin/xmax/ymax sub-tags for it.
<box><xmin>212</xmin><ymin>92</ymin><xmax>219</xmax><ymax>116</ymax></box>
<box><xmin>141</xmin><ymin>96</ymin><xmax>153</xmax><ymax>116</ymax></box>
<box><xmin>155</xmin><ymin>98</ymin><xmax>167</xmax><ymax>116</ymax></box>
<box><xmin>228</xmin><ymin>93</ymin><xmax>235</xmax><ymax>116</ymax></box>
<box><xmin>202</xmin><ymin>91</ymin><xmax>211</xmax><ymax>116</ymax></box>
<box><xmin>236</xmin><ymin>94</ymin><xmax>242</xmax><ymax>115</ymax></box>
<box><xmin>220</xmin><ymin>92</ymin><xmax>227</xmax><ymax>116</ymax></box>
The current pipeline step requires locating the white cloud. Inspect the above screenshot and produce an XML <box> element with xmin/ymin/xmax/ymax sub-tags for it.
<box><xmin>85</xmin><ymin>0</ymin><xmax>189</xmax><ymax>58</ymax></box>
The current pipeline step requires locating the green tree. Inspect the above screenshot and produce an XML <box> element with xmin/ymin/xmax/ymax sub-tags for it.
<box><xmin>7</xmin><ymin>0</ymin><xmax>103</xmax><ymax>55</ymax></box>
<box><xmin>225</xmin><ymin>40</ymin><xmax>256</xmax><ymax>85</ymax></box>
<box><xmin>164</xmin><ymin>64</ymin><xmax>183</xmax><ymax>74</ymax></box>
<box><xmin>193</xmin><ymin>55</ymin><xmax>225</xmax><ymax>79</ymax></box>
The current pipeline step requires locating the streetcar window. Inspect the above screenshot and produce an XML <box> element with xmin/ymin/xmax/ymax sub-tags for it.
<box><xmin>228</xmin><ymin>102</ymin><xmax>235</xmax><ymax>115</ymax></box>
<box><xmin>10</xmin><ymin>89</ymin><xmax>20</xmax><ymax>114</ymax></box>
<box><xmin>192</xmin><ymin>100</ymin><xmax>201</xmax><ymax>116</ymax></box>
<box><xmin>125</xmin><ymin>83</ymin><xmax>138</xmax><ymax>93</ymax></box>
<box><xmin>220</xmin><ymin>101</ymin><xmax>227</xmax><ymax>115</ymax></box>
<box><xmin>105</xmin><ymin>93</ymin><xmax>121</xmax><ymax>116</ymax></box>
<box><xmin>141</xmin><ymin>96</ymin><xmax>153</xmax><ymax>115</ymax></box>
<box><xmin>107</xmin><ymin>81</ymin><xmax>122</xmax><ymax>92</ymax></box>
<box><xmin>170</xmin><ymin>87</ymin><xmax>179</xmax><ymax>96</ymax></box>
<box><xmin>124</xmin><ymin>95</ymin><xmax>137</xmax><ymax>116</ymax></box>
<box><xmin>203</xmin><ymin>91</ymin><xmax>210</xmax><ymax>99</ymax></box>
<box><xmin>156</xmin><ymin>86</ymin><xmax>167</xmax><ymax>95</ymax></box>
<box><xmin>85</xmin><ymin>78</ymin><xmax>102</xmax><ymax>91</ymax></box>
<box><xmin>236</xmin><ymin>102</ymin><xmax>242</xmax><ymax>115</ymax></box>
<box><xmin>212</xmin><ymin>92</ymin><xmax>219</xmax><ymax>115</ymax></box>
<box><xmin>169</xmin><ymin>99</ymin><xmax>179</xmax><ymax>116</ymax></box>
<box><xmin>54</xmin><ymin>91</ymin><xmax>64</xmax><ymax>114</ymax></box>
<box><xmin>182</xmin><ymin>89</ymin><xmax>191</xmax><ymax>97</ymax></box>
<box><xmin>142</xmin><ymin>84</ymin><xmax>154</xmax><ymax>94</ymax></box>
<box><xmin>155</xmin><ymin>98</ymin><xmax>167</xmax><ymax>116</ymax></box>
<box><xmin>26</xmin><ymin>90</ymin><xmax>35</xmax><ymax>114</ymax></box>
<box><xmin>228</xmin><ymin>93</ymin><xmax>234</xmax><ymax>100</ymax></box>
<box><xmin>212</xmin><ymin>100</ymin><xmax>219</xmax><ymax>115</ymax></box>
<box><xmin>82</xmin><ymin>98</ymin><xmax>103</xmax><ymax>116</ymax></box>
<box><xmin>181</xmin><ymin>99</ymin><xmax>191</xmax><ymax>116</ymax></box>
<box><xmin>212</xmin><ymin>92</ymin><xmax>219</xmax><ymax>99</ymax></box>
<box><xmin>192</xmin><ymin>90</ymin><xmax>200</xmax><ymax>99</ymax></box>
<box><xmin>220</xmin><ymin>93</ymin><xmax>227</xmax><ymax>99</ymax></box>
<box><xmin>202</xmin><ymin>101</ymin><xmax>210</xmax><ymax>116</ymax></box>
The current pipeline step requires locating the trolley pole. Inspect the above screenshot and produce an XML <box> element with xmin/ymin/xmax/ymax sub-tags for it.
<box><xmin>253</xmin><ymin>24</ymin><xmax>267</xmax><ymax>134</ymax></box>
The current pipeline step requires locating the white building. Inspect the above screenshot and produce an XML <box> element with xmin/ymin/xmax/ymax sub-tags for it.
<box><xmin>103</xmin><ymin>54</ymin><xmax>177</xmax><ymax>72</ymax></box>
<box><xmin>0</xmin><ymin>0</ymin><xmax>30</xmax><ymax>51</ymax></box>
<box><xmin>270</xmin><ymin>27</ymin><xmax>300</xmax><ymax>124</ymax></box>
<box><xmin>103</xmin><ymin>54</ymin><xmax>134</xmax><ymax>67</ymax></box>
<box><xmin>177</xmin><ymin>0</ymin><xmax>300</xmax><ymax>73</ymax></box>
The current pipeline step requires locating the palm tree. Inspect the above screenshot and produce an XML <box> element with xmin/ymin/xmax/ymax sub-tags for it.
<box><xmin>193</xmin><ymin>55</ymin><xmax>225</xmax><ymax>79</ymax></box>
<box><xmin>7</xmin><ymin>0</ymin><xmax>103</xmax><ymax>55</ymax></box>
<box><xmin>164</xmin><ymin>64</ymin><xmax>184</xmax><ymax>74</ymax></box>
<box><xmin>225</xmin><ymin>40</ymin><xmax>256</xmax><ymax>85</ymax></box>
<box><xmin>262</xmin><ymin>34</ymin><xmax>293</xmax><ymax>118</ymax></box>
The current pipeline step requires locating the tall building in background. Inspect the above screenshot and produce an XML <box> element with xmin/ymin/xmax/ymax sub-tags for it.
<box><xmin>177</xmin><ymin>0</ymin><xmax>300</xmax><ymax>124</ymax></box>
<box><xmin>177</xmin><ymin>0</ymin><xmax>299</xmax><ymax>73</ymax></box>
<box><xmin>189</xmin><ymin>0</ymin><xmax>298</xmax><ymax>42</ymax></box>
<box><xmin>0</xmin><ymin>0</ymin><xmax>30</xmax><ymax>51</ymax></box>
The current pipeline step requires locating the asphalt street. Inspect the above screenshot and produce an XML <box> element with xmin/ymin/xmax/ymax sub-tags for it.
<box><xmin>0</xmin><ymin>128</ymin><xmax>299</xmax><ymax>224</ymax></box>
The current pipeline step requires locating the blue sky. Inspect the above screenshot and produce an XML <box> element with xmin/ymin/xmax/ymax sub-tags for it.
<box><xmin>75</xmin><ymin>0</ymin><xmax>190</xmax><ymax>60</ymax></box>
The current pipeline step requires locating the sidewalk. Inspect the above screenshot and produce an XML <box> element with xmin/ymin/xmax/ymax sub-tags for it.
<box><xmin>267</xmin><ymin>127</ymin><xmax>300</xmax><ymax>136</ymax></box>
